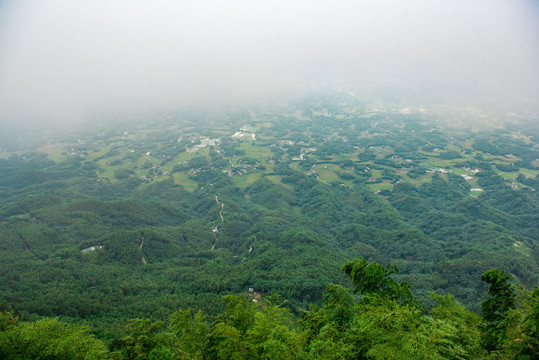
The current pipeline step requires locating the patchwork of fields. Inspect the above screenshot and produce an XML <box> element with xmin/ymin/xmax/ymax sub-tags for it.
<box><xmin>38</xmin><ymin>103</ymin><xmax>538</xmax><ymax>196</ymax></box>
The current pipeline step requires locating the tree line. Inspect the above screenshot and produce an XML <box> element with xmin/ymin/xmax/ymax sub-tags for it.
<box><xmin>1</xmin><ymin>257</ymin><xmax>537</xmax><ymax>359</ymax></box>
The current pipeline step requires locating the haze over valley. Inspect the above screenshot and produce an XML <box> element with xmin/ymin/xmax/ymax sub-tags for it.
<box><xmin>1</xmin><ymin>0</ymin><xmax>538</xmax><ymax>129</ymax></box>
<box><xmin>0</xmin><ymin>1</ymin><xmax>538</xmax><ymax>359</ymax></box>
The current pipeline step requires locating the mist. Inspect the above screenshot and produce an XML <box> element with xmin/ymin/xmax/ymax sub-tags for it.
<box><xmin>1</xmin><ymin>0</ymin><xmax>538</xmax><ymax>129</ymax></box>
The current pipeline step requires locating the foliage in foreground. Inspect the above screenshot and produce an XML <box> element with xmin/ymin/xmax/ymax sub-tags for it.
<box><xmin>1</xmin><ymin>257</ymin><xmax>537</xmax><ymax>359</ymax></box>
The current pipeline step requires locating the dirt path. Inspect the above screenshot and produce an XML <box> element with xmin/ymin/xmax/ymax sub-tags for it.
<box><xmin>215</xmin><ymin>195</ymin><xmax>224</xmax><ymax>222</ymax></box>
<box><xmin>211</xmin><ymin>196</ymin><xmax>225</xmax><ymax>250</ymax></box>
<box><xmin>140</xmin><ymin>237</ymin><xmax>146</xmax><ymax>264</ymax></box>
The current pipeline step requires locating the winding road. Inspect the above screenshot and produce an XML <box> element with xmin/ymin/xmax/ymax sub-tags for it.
<box><xmin>211</xmin><ymin>196</ymin><xmax>225</xmax><ymax>250</ymax></box>
<box><xmin>215</xmin><ymin>195</ymin><xmax>224</xmax><ymax>222</ymax></box>
<box><xmin>140</xmin><ymin>237</ymin><xmax>147</xmax><ymax>265</ymax></box>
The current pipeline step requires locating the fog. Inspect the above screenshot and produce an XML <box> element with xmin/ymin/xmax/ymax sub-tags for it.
<box><xmin>0</xmin><ymin>0</ymin><xmax>538</xmax><ymax>128</ymax></box>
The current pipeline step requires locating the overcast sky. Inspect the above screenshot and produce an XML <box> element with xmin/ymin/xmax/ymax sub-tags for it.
<box><xmin>0</xmin><ymin>0</ymin><xmax>538</xmax><ymax>127</ymax></box>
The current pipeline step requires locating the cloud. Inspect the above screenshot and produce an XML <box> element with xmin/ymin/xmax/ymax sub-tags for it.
<box><xmin>0</xmin><ymin>0</ymin><xmax>538</xmax><ymax>127</ymax></box>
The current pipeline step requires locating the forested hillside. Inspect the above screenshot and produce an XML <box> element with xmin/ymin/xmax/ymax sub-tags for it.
<box><xmin>0</xmin><ymin>93</ymin><xmax>538</xmax><ymax>356</ymax></box>
<box><xmin>1</xmin><ymin>258</ymin><xmax>537</xmax><ymax>359</ymax></box>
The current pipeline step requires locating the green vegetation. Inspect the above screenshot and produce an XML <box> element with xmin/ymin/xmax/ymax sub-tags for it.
<box><xmin>1</xmin><ymin>259</ymin><xmax>537</xmax><ymax>359</ymax></box>
<box><xmin>0</xmin><ymin>92</ymin><xmax>537</xmax><ymax>357</ymax></box>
